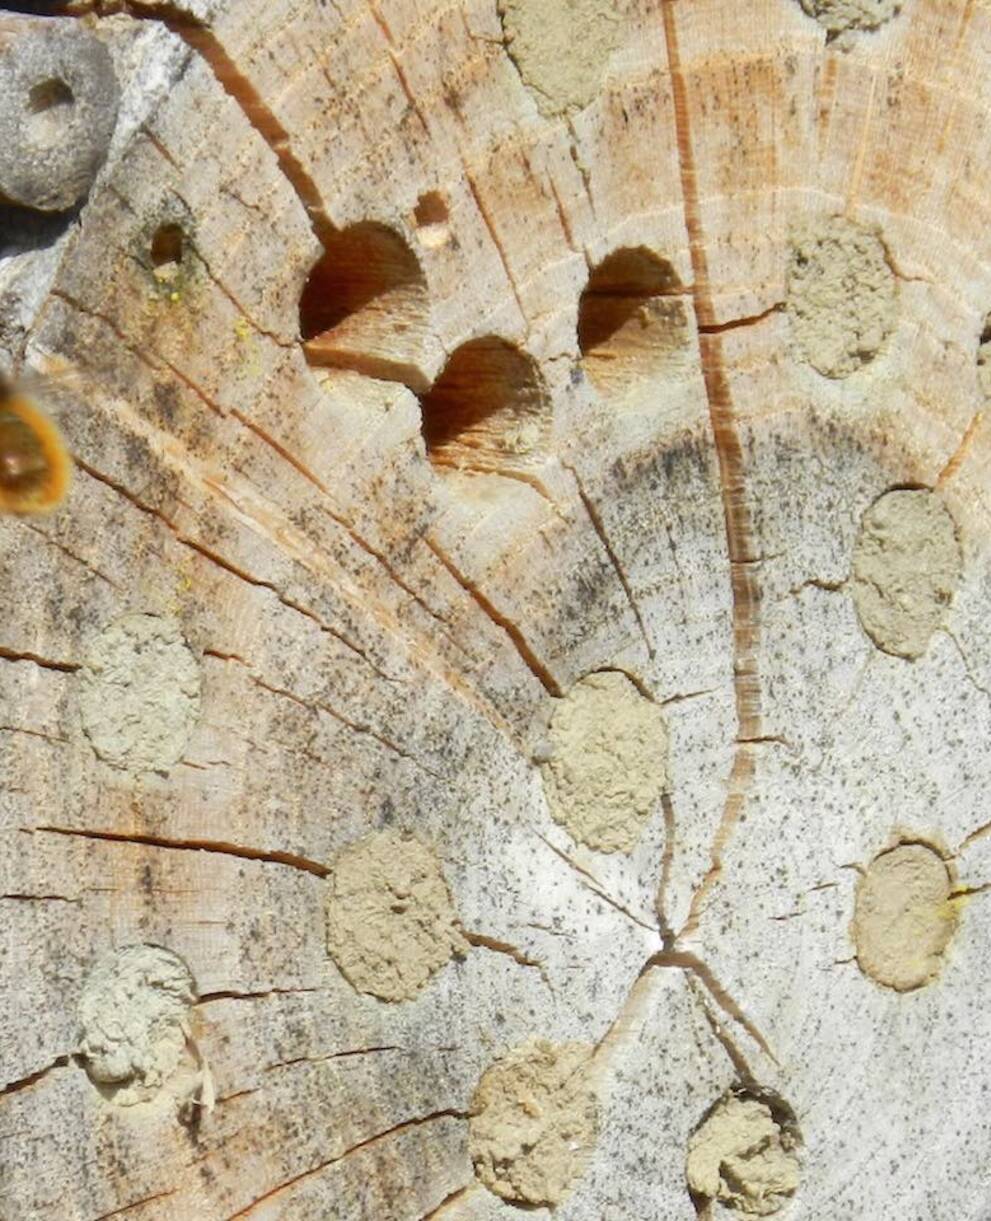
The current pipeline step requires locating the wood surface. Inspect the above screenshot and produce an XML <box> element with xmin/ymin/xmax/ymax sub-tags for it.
<box><xmin>1</xmin><ymin>1</ymin><xmax>990</xmax><ymax>1218</ymax></box>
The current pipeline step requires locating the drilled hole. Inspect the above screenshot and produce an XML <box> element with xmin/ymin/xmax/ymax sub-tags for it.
<box><xmin>28</xmin><ymin>78</ymin><xmax>74</xmax><ymax>114</ymax></box>
<box><xmin>25</xmin><ymin>77</ymin><xmax>74</xmax><ymax>149</ymax></box>
<box><xmin>300</xmin><ymin>222</ymin><xmax>429</xmax><ymax>387</ymax></box>
<box><xmin>420</xmin><ymin>336</ymin><xmax>548</xmax><ymax>473</ymax></box>
<box><xmin>578</xmin><ymin>247</ymin><xmax>689</xmax><ymax>402</ymax></box>
<box><xmin>300</xmin><ymin>223</ymin><xmax>421</xmax><ymax>338</ymax></box>
<box><xmin>150</xmin><ymin>223</ymin><xmax>184</xmax><ymax>282</ymax></box>
<box><xmin>414</xmin><ymin>191</ymin><xmax>448</xmax><ymax>228</ymax></box>
<box><xmin>413</xmin><ymin>192</ymin><xmax>451</xmax><ymax>249</ymax></box>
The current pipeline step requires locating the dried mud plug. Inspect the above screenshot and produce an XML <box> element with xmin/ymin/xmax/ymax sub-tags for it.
<box><xmin>79</xmin><ymin>613</ymin><xmax>202</xmax><ymax>773</ymax></box>
<box><xmin>540</xmin><ymin>670</ymin><xmax>670</xmax><ymax>853</ymax></box>
<box><xmin>0</xmin><ymin>377</ymin><xmax>71</xmax><ymax>514</ymax></box>
<box><xmin>78</xmin><ymin>944</ymin><xmax>201</xmax><ymax>1107</ymax></box>
<box><xmin>0</xmin><ymin>16</ymin><xmax>119</xmax><ymax>212</ymax></box>
<box><xmin>850</xmin><ymin>488</ymin><xmax>962</xmax><ymax>660</ymax></box>
<box><xmin>852</xmin><ymin>841</ymin><xmax>958</xmax><ymax>992</ymax></box>
<box><xmin>469</xmin><ymin>1038</ymin><xmax>598</xmax><ymax>1207</ymax></box>
<box><xmin>325</xmin><ymin>829</ymin><xmax>467</xmax><ymax>1002</ymax></box>
<box><xmin>786</xmin><ymin>215</ymin><xmax>897</xmax><ymax>378</ymax></box>
<box><xmin>497</xmin><ymin>0</ymin><xmax>624</xmax><ymax>117</ymax></box>
<box><xmin>686</xmin><ymin>1088</ymin><xmax>802</xmax><ymax>1216</ymax></box>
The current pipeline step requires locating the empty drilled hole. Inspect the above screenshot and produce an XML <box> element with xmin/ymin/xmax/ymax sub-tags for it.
<box><xmin>420</xmin><ymin>337</ymin><xmax>548</xmax><ymax>473</ymax></box>
<box><xmin>413</xmin><ymin>192</ymin><xmax>451</xmax><ymax>250</ymax></box>
<box><xmin>28</xmin><ymin>78</ymin><xmax>74</xmax><ymax>114</ymax></box>
<box><xmin>300</xmin><ymin>222</ymin><xmax>430</xmax><ymax>388</ymax></box>
<box><xmin>150</xmin><ymin>223</ymin><xmax>184</xmax><ymax>282</ymax></box>
<box><xmin>578</xmin><ymin>247</ymin><xmax>689</xmax><ymax>402</ymax></box>
<box><xmin>25</xmin><ymin>77</ymin><xmax>75</xmax><ymax>149</ymax></box>
<box><xmin>300</xmin><ymin>223</ymin><xmax>421</xmax><ymax>338</ymax></box>
<box><xmin>414</xmin><ymin>191</ymin><xmax>448</xmax><ymax>228</ymax></box>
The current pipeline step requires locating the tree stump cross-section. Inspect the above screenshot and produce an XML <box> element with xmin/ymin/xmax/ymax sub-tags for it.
<box><xmin>1</xmin><ymin>1</ymin><xmax>990</xmax><ymax>1219</ymax></box>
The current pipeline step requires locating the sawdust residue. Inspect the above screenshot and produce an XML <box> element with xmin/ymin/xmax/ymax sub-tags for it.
<box><xmin>325</xmin><ymin>829</ymin><xmax>467</xmax><ymax>1002</ymax></box>
<box><xmin>853</xmin><ymin>842</ymin><xmax>958</xmax><ymax>991</ymax></box>
<box><xmin>798</xmin><ymin>0</ymin><xmax>901</xmax><ymax>36</ymax></box>
<box><xmin>786</xmin><ymin>215</ymin><xmax>897</xmax><ymax>377</ymax></box>
<box><xmin>851</xmin><ymin>488</ymin><xmax>962</xmax><ymax>660</ymax></box>
<box><xmin>79</xmin><ymin>612</ymin><xmax>201</xmax><ymax>772</ymax></box>
<box><xmin>498</xmin><ymin>0</ymin><xmax>624</xmax><ymax>117</ymax></box>
<box><xmin>78</xmin><ymin>944</ymin><xmax>197</xmax><ymax>1106</ymax></box>
<box><xmin>540</xmin><ymin>670</ymin><xmax>669</xmax><ymax>853</ymax></box>
<box><xmin>687</xmin><ymin>1093</ymin><xmax>801</xmax><ymax>1216</ymax></box>
<box><xmin>469</xmin><ymin>1038</ymin><xmax>598</xmax><ymax>1206</ymax></box>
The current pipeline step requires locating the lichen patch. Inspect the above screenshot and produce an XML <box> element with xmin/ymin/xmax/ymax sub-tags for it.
<box><xmin>78</xmin><ymin>944</ymin><xmax>197</xmax><ymax>1106</ymax></box>
<box><xmin>540</xmin><ymin>670</ymin><xmax>669</xmax><ymax>853</ymax></box>
<box><xmin>469</xmin><ymin>1038</ymin><xmax>598</xmax><ymax>1207</ymax></box>
<box><xmin>79</xmin><ymin>612</ymin><xmax>201</xmax><ymax>772</ymax></box>
<box><xmin>325</xmin><ymin>829</ymin><xmax>467</xmax><ymax>1002</ymax></box>
<box><xmin>687</xmin><ymin>1093</ymin><xmax>801</xmax><ymax>1216</ymax></box>
<box><xmin>798</xmin><ymin>0</ymin><xmax>901</xmax><ymax>36</ymax></box>
<box><xmin>786</xmin><ymin>215</ymin><xmax>897</xmax><ymax>377</ymax></box>
<box><xmin>498</xmin><ymin>0</ymin><xmax>624</xmax><ymax>117</ymax></box>
<box><xmin>851</xmin><ymin>488</ymin><xmax>962</xmax><ymax>660</ymax></box>
<box><xmin>853</xmin><ymin>842</ymin><xmax>958</xmax><ymax>991</ymax></box>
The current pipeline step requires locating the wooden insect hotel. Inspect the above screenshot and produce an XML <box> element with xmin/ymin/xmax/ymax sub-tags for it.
<box><xmin>0</xmin><ymin>1</ymin><xmax>988</xmax><ymax>1217</ymax></box>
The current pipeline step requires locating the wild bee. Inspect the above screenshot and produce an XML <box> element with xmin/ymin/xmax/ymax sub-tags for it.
<box><xmin>0</xmin><ymin>373</ymin><xmax>71</xmax><ymax>514</ymax></box>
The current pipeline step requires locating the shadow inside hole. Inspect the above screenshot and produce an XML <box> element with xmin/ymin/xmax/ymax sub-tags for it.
<box><xmin>28</xmin><ymin>77</ymin><xmax>74</xmax><ymax>114</ymax></box>
<box><xmin>150</xmin><ymin>222</ymin><xmax>184</xmax><ymax>269</ymax></box>
<box><xmin>301</xmin><ymin>221</ymin><xmax>423</xmax><ymax>339</ymax></box>
<box><xmin>578</xmin><ymin>246</ymin><xmax>689</xmax><ymax>401</ymax></box>
<box><xmin>300</xmin><ymin>221</ymin><xmax>430</xmax><ymax>389</ymax></box>
<box><xmin>0</xmin><ymin>203</ymin><xmax>78</xmax><ymax>258</ymax></box>
<box><xmin>25</xmin><ymin>77</ymin><xmax>75</xmax><ymax>149</ymax></box>
<box><xmin>414</xmin><ymin>191</ymin><xmax>448</xmax><ymax>228</ymax></box>
<box><xmin>420</xmin><ymin>336</ymin><xmax>548</xmax><ymax>473</ymax></box>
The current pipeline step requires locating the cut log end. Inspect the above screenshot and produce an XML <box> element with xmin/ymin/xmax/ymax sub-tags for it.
<box><xmin>1</xmin><ymin>1</ymin><xmax>989</xmax><ymax>1218</ymax></box>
